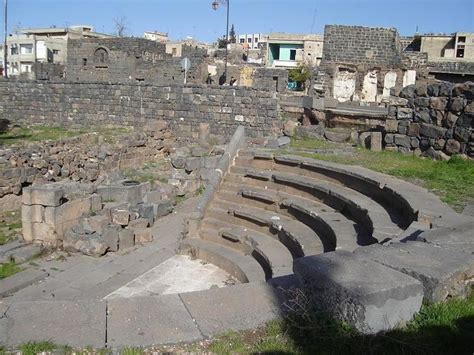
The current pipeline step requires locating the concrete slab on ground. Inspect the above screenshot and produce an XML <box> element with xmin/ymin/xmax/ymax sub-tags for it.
<box><xmin>105</xmin><ymin>254</ymin><xmax>237</xmax><ymax>299</ymax></box>
<box><xmin>107</xmin><ymin>294</ymin><xmax>202</xmax><ymax>347</ymax></box>
<box><xmin>180</xmin><ymin>282</ymin><xmax>283</xmax><ymax>337</ymax></box>
<box><xmin>2</xmin><ymin>300</ymin><xmax>106</xmax><ymax>348</ymax></box>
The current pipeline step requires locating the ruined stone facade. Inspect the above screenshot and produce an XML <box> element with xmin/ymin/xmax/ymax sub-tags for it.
<box><xmin>66</xmin><ymin>38</ymin><xmax>207</xmax><ymax>84</ymax></box>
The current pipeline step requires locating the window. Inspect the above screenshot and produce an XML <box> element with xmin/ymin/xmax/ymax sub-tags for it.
<box><xmin>82</xmin><ymin>58</ymin><xmax>87</xmax><ymax>66</ymax></box>
<box><xmin>458</xmin><ymin>36</ymin><xmax>466</xmax><ymax>43</ymax></box>
<box><xmin>20</xmin><ymin>44</ymin><xmax>33</xmax><ymax>55</ymax></box>
<box><xmin>240</xmin><ymin>38</ymin><xmax>245</xmax><ymax>44</ymax></box>
<box><xmin>53</xmin><ymin>49</ymin><xmax>60</xmax><ymax>55</ymax></box>
<box><xmin>247</xmin><ymin>38</ymin><xmax>252</xmax><ymax>43</ymax></box>
<box><xmin>10</xmin><ymin>45</ymin><xmax>18</xmax><ymax>55</ymax></box>
<box><xmin>20</xmin><ymin>63</ymin><xmax>32</xmax><ymax>73</ymax></box>
<box><xmin>456</xmin><ymin>46</ymin><xmax>465</xmax><ymax>58</ymax></box>
<box><xmin>254</xmin><ymin>38</ymin><xmax>258</xmax><ymax>43</ymax></box>
<box><xmin>94</xmin><ymin>47</ymin><xmax>109</xmax><ymax>63</ymax></box>
<box><xmin>290</xmin><ymin>49</ymin><xmax>296</xmax><ymax>61</ymax></box>
<box><xmin>172</xmin><ymin>47</ymin><xmax>177</xmax><ymax>56</ymax></box>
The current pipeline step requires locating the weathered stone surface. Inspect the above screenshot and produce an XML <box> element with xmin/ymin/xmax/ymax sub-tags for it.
<box><xmin>355</xmin><ymin>242</ymin><xmax>474</xmax><ymax>303</ymax></box>
<box><xmin>2</xmin><ymin>300</ymin><xmax>106</xmax><ymax>347</ymax></box>
<box><xmin>0</xmin><ymin>269</ymin><xmax>48</xmax><ymax>297</ymax></box>
<box><xmin>295</xmin><ymin>251</ymin><xmax>423</xmax><ymax>334</ymax></box>
<box><xmin>134</xmin><ymin>227</ymin><xmax>153</xmax><ymax>244</ymax></box>
<box><xmin>128</xmin><ymin>217</ymin><xmax>150</xmax><ymax>229</ymax></box>
<box><xmin>419</xmin><ymin>123</ymin><xmax>447</xmax><ymax>139</ymax></box>
<box><xmin>445</xmin><ymin>139</ymin><xmax>461</xmax><ymax>155</ymax></box>
<box><xmin>119</xmin><ymin>228</ymin><xmax>135</xmax><ymax>250</ymax></box>
<box><xmin>107</xmin><ymin>295</ymin><xmax>202</xmax><ymax>347</ymax></box>
<box><xmin>103</xmin><ymin>224</ymin><xmax>121</xmax><ymax>252</ymax></box>
<box><xmin>283</xmin><ymin>120</ymin><xmax>299</xmax><ymax>137</ymax></box>
<box><xmin>423</xmin><ymin>147</ymin><xmax>450</xmax><ymax>161</ymax></box>
<box><xmin>397</xmin><ymin>107</ymin><xmax>413</xmax><ymax>120</ymax></box>
<box><xmin>399</xmin><ymin>85</ymin><xmax>415</xmax><ymax>99</ymax></box>
<box><xmin>325</xmin><ymin>131</ymin><xmax>351</xmax><ymax>143</ymax></box>
<box><xmin>181</xmin><ymin>282</ymin><xmax>283</xmax><ymax>337</ymax></box>
<box><xmin>22</xmin><ymin>186</ymin><xmax>64</xmax><ymax>207</ymax></box>
<box><xmin>111</xmin><ymin>209</ymin><xmax>130</xmax><ymax>226</ymax></box>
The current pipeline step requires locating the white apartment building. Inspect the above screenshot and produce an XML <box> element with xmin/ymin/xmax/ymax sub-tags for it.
<box><xmin>144</xmin><ymin>31</ymin><xmax>169</xmax><ymax>43</ymax></box>
<box><xmin>4</xmin><ymin>25</ymin><xmax>111</xmax><ymax>77</ymax></box>
<box><xmin>237</xmin><ymin>33</ymin><xmax>266</xmax><ymax>50</ymax></box>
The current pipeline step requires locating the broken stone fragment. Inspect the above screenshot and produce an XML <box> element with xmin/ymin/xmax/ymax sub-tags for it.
<box><xmin>111</xmin><ymin>209</ymin><xmax>131</xmax><ymax>226</ymax></box>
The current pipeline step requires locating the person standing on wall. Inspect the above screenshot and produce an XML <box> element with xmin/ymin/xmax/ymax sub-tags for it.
<box><xmin>206</xmin><ymin>73</ymin><xmax>214</xmax><ymax>85</ymax></box>
<box><xmin>219</xmin><ymin>72</ymin><xmax>226</xmax><ymax>85</ymax></box>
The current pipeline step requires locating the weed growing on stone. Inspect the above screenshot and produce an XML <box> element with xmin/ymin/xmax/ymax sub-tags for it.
<box><xmin>0</xmin><ymin>261</ymin><xmax>21</xmax><ymax>279</ymax></box>
<box><xmin>0</xmin><ymin>211</ymin><xmax>21</xmax><ymax>245</ymax></box>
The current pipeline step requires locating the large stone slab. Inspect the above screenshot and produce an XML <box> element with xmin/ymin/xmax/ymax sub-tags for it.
<box><xmin>294</xmin><ymin>251</ymin><xmax>423</xmax><ymax>334</ymax></box>
<box><xmin>415</xmin><ymin>222</ymin><xmax>474</xmax><ymax>254</ymax></box>
<box><xmin>106</xmin><ymin>294</ymin><xmax>202</xmax><ymax>347</ymax></box>
<box><xmin>180</xmin><ymin>282</ymin><xmax>283</xmax><ymax>337</ymax></box>
<box><xmin>2</xmin><ymin>300</ymin><xmax>106</xmax><ymax>347</ymax></box>
<box><xmin>0</xmin><ymin>269</ymin><xmax>49</xmax><ymax>297</ymax></box>
<box><xmin>22</xmin><ymin>185</ymin><xmax>64</xmax><ymax>207</ymax></box>
<box><xmin>355</xmin><ymin>242</ymin><xmax>474</xmax><ymax>303</ymax></box>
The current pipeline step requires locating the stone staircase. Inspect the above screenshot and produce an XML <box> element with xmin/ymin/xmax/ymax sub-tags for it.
<box><xmin>180</xmin><ymin>148</ymin><xmax>416</xmax><ymax>286</ymax></box>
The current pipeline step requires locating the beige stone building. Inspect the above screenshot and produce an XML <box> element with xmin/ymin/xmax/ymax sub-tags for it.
<box><xmin>419</xmin><ymin>32</ymin><xmax>474</xmax><ymax>61</ymax></box>
<box><xmin>143</xmin><ymin>31</ymin><xmax>169</xmax><ymax>43</ymax></box>
<box><xmin>5</xmin><ymin>25</ymin><xmax>112</xmax><ymax>78</ymax></box>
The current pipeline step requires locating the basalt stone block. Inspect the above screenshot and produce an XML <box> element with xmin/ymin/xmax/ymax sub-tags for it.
<box><xmin>414</xmin><ymin>97</ymin><xmax>430</xmax><ymax>107</ymax></box>
<box><xmin>415</xmin><ymin>108</ymin><xmax>431</xmax><ymax>123</ymax></box>
<box><xmin>407</xmin><ymin>123</ymin><xmax>420</xmax><ymax>137</ymax></box>
<box><xmin>128</xmin><ymin>217</ymin><xmax>150</xmax><ymax>229</ymax></box>
<box><xmin>399</xmin><ymin>85</ymin><xmax>416</xmax><ymax>99</ymax></box>
<box><xmin>384</xmin><ymin>133</ymin><xmax>395</xmax><ymax>144</ymax></box>
<box><xmin>449</xmin><ymin>97</ymin><xmax>466</xmax><ymax>112</ymax></box>
<box><xmin>22</xmin><ymin>185</ymin><xmax>64</xmax><ymax>207</ymax></box>
<box><xmin>439</xmin><ymin>82</ymin><xmax>453</xmax><ymax>97</ymax></box>
<box><xmin>103</xmin><ymin>224</ymin><xmax>121</xmax><ymax>252</ymax></box>
<box><xmin>419</xmin><ymin>123</ymin><xmax>447</xmax><ymax>139</ymax></box>
<box><xmin>429</xmin><ymin>97</ymin><xmax>448</xmax><ymax>111</ymax></box>
<box><xmin>295</xmin><ymin>251</ymin><xmax>423</xmax><ymax>334</ymax></box>
<box><xmin>119</xmin><ymin>229</ymin><xmax>135</xmax><ymax>250</ymax></box>
<box><xmin>397</xmin><ymin>107</ymin><xmax>413</xmax><ymax>120</ymax></box>
<box><xmin>134</xmin><ymin>227</ymin><xmax>153</xmax><ymax>244</ymax></box>
<box><xmin>355</xmin><ymin>242</ymin><xmax>474</xmax><ymax>303</ymax></box>
<box><xmin>394</xmin><ymin>134</ymin><xmax>411</xmax><ymax>148</ymax></box>
<box><xmin>454</xmin><ymin>126</ymin><xmax>470</xmax><ymax>143</ymax></box>
<box><xmin>456</xmin><ymin>112</ymin><xmax>473</xmax><ymax>128</ymax></box>
<box><xmin>427</xmin><ymin>83</ymin><xmax>440</xmax><ymax>97</ymax></box>
<box><xmin>111</xmin><ymin>209</ymin><xmax>130</xmax><ymax>226</ymax></box>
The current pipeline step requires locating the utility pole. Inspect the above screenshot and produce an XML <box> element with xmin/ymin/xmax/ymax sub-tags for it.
<box><xmin>224</xmin><ymin>0</ymin><xmax>229</xmax><ymax>80</ymax></box>
<box><xmin>3</xmin><ymin>0</ymin><xmax>7</xmax><ymax>78</ymax></box>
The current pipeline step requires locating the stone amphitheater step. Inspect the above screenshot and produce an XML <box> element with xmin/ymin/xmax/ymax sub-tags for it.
<box><xmin>198</xmin><ymin>218</ymin><xmax>294</xmax><ymax>279</ymax></box>
<box><xmin>208</xmin><ymin>198</ymin><xmax>324</xmax><ymax>257</ymax></box>
<box><xmin>216</xmin><ymin>182</ymin><xmax>372</xmax><ymax>251</ymax></box>
<box><xmin>233</xmin><ymin>166</ymin><xmax>402</xmax><ymax>241</ymax></box>
<box><xmin>179</xmin><ymin>238</ymin><xmax>266</xmax><ymax>283</ymax></box>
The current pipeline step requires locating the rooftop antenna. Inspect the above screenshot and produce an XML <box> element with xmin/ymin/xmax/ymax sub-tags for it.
<box><xmin>415</xmin><ymin>25</ymin><xmax>419</xmax><ymax>34</ymax></box>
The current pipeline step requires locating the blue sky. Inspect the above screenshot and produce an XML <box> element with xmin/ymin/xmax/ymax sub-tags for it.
<box><xmin>4</xmin><ymin>0</ymin><xmax>474</xmax><ymax>42</ymax></box>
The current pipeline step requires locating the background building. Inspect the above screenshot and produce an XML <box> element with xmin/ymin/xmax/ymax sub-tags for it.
<box><xmin>266</xmin><ymin>33</ymin><xmax>323</xmax><ymax>68</ymax></box>
<box><xmin>5</xmin><ymin>25</ymin><xmax>111</xmax><ymax>78</ymax></box>
<box><xmin>237</xmin><ymin>33</ymin><xmax>266</xmax><ymax>50</ymax></box>
<box><xmin>143</xmin><ymin>31</ymin><xmax>169</xmax><ymax>43</ymax></box>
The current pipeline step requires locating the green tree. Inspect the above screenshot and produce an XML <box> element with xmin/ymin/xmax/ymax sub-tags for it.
<box><xmin>288</xmin><ymin>63</ymin><xmax>312</xmax><ymax>83</ymax></box>
<box><xmin>229</xmin><ymin>24</ymin><xmax>236</xmax><ymax>44</ymax></box>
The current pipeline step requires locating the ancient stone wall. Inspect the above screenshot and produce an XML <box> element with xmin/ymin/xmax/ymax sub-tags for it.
<box><xmin>0</xmin><ymin>81</ymin><xmax>280</xmax><ymax>139</ymax></box>
<box><xmin>322</xmin><ymin>25</ymin><xmax>402</xmax><ymax>67</ymax></box>
<box><xmin>383</xmin><ymin>81</ymin><xmax>473</xmax><ymax>158</ymax></box>
<box><xmin>32</xmin><ymin>62</ymin><xmax>65</xmax><ymax>81</ymax></box>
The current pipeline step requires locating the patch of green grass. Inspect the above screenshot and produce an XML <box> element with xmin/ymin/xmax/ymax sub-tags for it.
<box><xmin>204</xmin><ymin>293</ymin><xmax>474</xmax><ymax>355</ymax></box>
<box><xmin>0</xmin><ymin>125</ymin><xmax>133</xmax><ymax>146</ymax></box>
<box><xmin>195</xmin><ymin>185</ymin><xmax>206</xmax><ymax>196</ymax></box>
<box><xmin>121</xmin><ymin>347</ymin><xmax>144</xmax><ymax>355</ymax></box>
<box><xmin>18</xmin><ymin>341</ymin><xmax>70</xmax><ymax>355</ymax></box>
<box><xmin>290</xmin><ymin>136</ymin><xmax>340</xmax><ymax>150</ymax></box>
<box><xmin>0</xmin><ymin>210</ymin><xmax>22</xmax><ymax>245</ymax></box>
<box><xmin>0</xmin><ymin>261</ymin><xmax>21</xmax><ymax>279</ymax></box>
<box><xmin>290</xmin><ymin>145</ymin><xmax>474</xmax><ymax>211</ymax></box>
